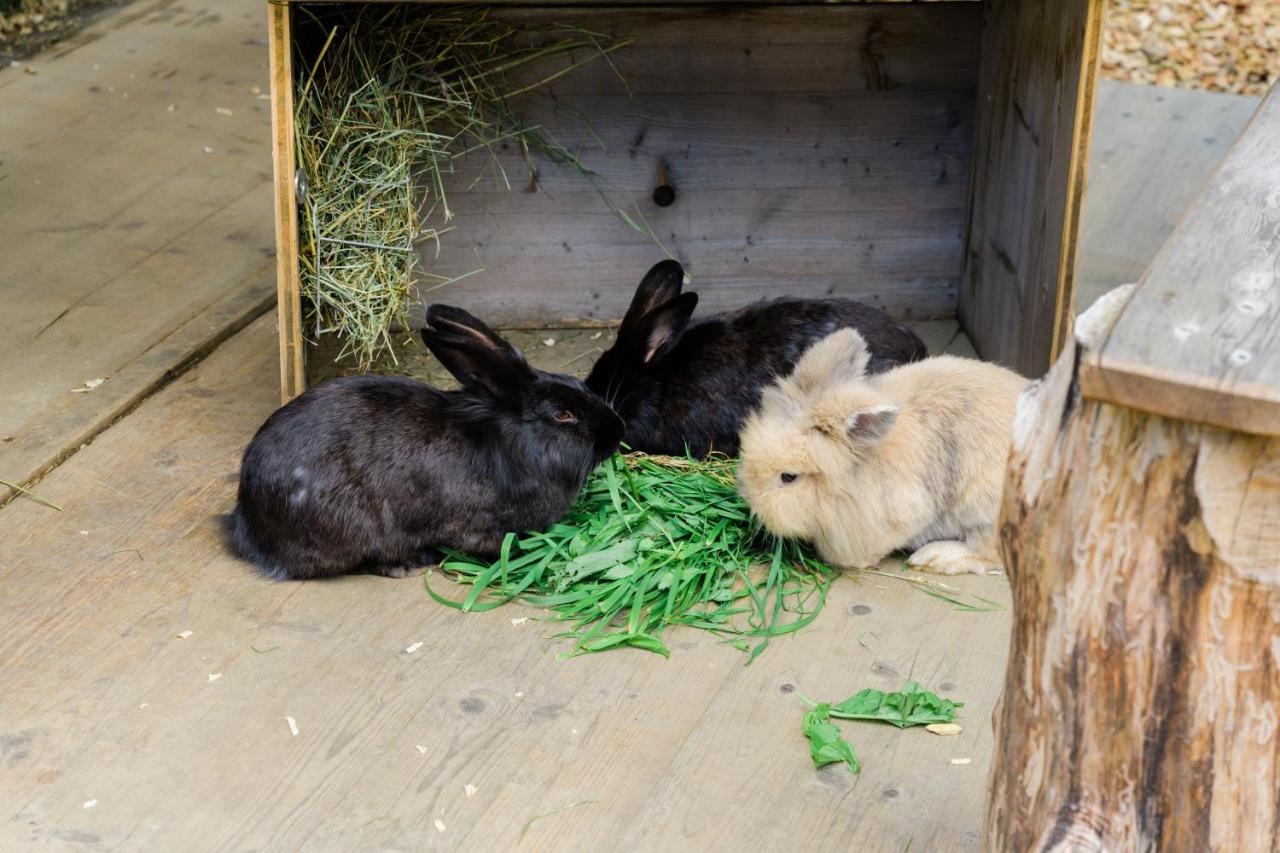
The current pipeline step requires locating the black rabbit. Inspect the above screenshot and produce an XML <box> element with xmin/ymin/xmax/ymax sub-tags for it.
<box><xmin>585</xmin><ymin>260</ymin><xmax>928</xmax><ymax>457</ymax></box>
<box><xmin>227</xmin><ymin>305</ymin><xmax>625</xmax><ymax>580</ymax></box>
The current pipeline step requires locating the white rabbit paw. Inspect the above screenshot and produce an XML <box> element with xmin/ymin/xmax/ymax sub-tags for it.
<box><xmin>906</xmin><ymin>541</ymin><xmax>999</xmax><ymax>576</ymax></box>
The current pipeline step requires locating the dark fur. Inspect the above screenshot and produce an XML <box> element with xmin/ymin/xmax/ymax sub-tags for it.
<box><xmin>227</xmin><ymin>305</ymin><xmax>624</xmax><ymax>580</ymax></box>
<box><xmin>585</xmin><ymin>260</ymin><xmax>928</xmax><ymax>456</ymax></box>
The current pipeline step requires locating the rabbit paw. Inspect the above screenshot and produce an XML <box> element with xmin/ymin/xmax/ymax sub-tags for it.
<box><xmin>377</xmin><ymin>563</ymin><xmax>430</xmax><ymax>579</ymax></box>
<box><xmin>374</xmin><ymin>548</ymin><xmax>442</xmax><ymax>579</ymax></box>
<box><xmin>906</xmin><ymin>540</ymin><xmax>999</xmax><ymax>576</ymax></box>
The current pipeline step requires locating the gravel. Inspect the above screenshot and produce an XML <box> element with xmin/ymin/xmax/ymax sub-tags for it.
<box><xmin>1103</xmin><ymin>0</ymin><xmax>1279</xmax><ymax>96</ymax></box>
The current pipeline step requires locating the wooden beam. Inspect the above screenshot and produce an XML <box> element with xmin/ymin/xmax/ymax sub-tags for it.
<box><xmin>988</xmin><ymin>285</ymin><xmax>1280</xmax><ymax>849</ymax></box>
<box><xmin>268</xmin><ymin>0</ymin><xmax>306</xmax><ymax>402</ymax></box>
<box><xmin>960</xmin><ymin>0</ymin><xmax>1105</xmax><ymax>376</ymax></box>
<box><xmin>1080</xmin><ymin>85</ymin><xmax>1280</xmax><ymax>437</ymax></box>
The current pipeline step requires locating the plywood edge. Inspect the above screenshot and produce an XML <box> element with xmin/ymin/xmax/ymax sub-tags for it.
<box><xmin>1079</xmin><ymin>353</ymin><xmax>1280</xmax><ymax>437</ymax></box>
<box><xmin>1048</xmin><ymin>0</ymin><xmax>1106</xmax><ymax>363</ymax></box>
<box><xmin>268</xmin><ymin>1</ymin><xmax>306</xmax><ymax>402</ymax></box>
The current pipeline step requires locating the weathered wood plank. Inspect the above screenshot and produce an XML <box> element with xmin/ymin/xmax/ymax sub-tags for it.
<box><xmin>1081</xmin><ymin>86</ymin><xmax>1280</xmax><ymax>437</ymax></box>
<box><xmin>988</xmin><ymin>285</ymin><xmax>1280</xmax><ymax>850</ymax></box>
<box><xmin>396</xmin><ymin>5</ymin><xmax>980</xmax><ymax>329</ymax></box>
<box><xmin>1076</xmin><ymin>80</ymin><xmax>1261</xmax><ymax>313</ymax></box>
<box><xmin>0</xmin><ymin>0</ymin><xmax>276</xmax><ymax>495</ymax></box>
<box><xmin>959</xmin><ymin>0</ymin><xmax>1105</xmax><ymax>375</ymax></box>
<box><xmin>0</xmin><ymin>314</ymin><xmax>1006</xmax><ymax>851</ymax></box>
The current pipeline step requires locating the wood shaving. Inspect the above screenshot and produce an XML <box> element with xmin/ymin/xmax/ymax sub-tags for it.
<box><xmin>416</xmin><ymin>744</ymin><xmax>428</xmax><ymax>754</ymax></box>
<box><xmin>949</xmin><ymin>757</ymin><xmax>972</xmax><ymax>766</ymax></box>
<box><xmin>404</xmin><ymin>641</ymin><xmax>423</xmax><ymax>654</ymax></box>
<box><xmin>434</xmin><ymin>819</ymin><xmax>447</xmax><ymax>833</ymax></box>
<box><xmin>83</xmin><ymin>799</ymin><xmax>97</xmax><ymax>809</ymax></box>
<box><xmin>926</xmin><ymin>723</ymin><xmax>963</xmax><ymax>736</ymax></box>
<box><xmin>510</xmin><ymin>617</ymin><xmax>528</xmax><ymax>626</ymax></box>
<box><xmin>70</xmin><ymin>378</ymin><xmax>106</xmax><ymax>393</ymax></box>
<box><xmin>176</xmin><ymin>630</ymin><xmax>193</xmax><ymax>639</ymax></box>
<box><xmin>464</xmin><ymin>784</ymin><xmax>478</xmax><ymax>798</ymax></box>
<box><xmin>286</xmin><ymin>716</ymin><xmax>299</xmax><ymax>736</ymax></box>
<box><xmin>207</xmin><ymin>673</ymin><xmax>222</xmax><ymax>682</ymax></box>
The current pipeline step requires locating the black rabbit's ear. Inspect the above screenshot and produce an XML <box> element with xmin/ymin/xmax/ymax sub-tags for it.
<box><xmin>621</xmin><ymin>260</ymin><xmax>686</xmax><ymax>331</ymax></box>
<box><xmin>637</xmin><ymin>291</ymin><xmax>698</xmax><ymax>365</ymax></box>
<box><xmin>421</xmin><ymin>305</ymin><xmax>533</xmax><ymax>397</ymax></box>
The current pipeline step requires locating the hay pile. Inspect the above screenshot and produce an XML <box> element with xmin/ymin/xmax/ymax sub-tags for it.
<box><xmin>293</xmin><ymin>7</ymin><xmax>625</xmax><ymax>366</ymax></box>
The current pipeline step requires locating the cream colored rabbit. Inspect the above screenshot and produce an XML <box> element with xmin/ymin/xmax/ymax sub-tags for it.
<box><xmin>737</xmin><ymin>328</ymin><xmax>1027</xmax><ymax>575</ymax></box>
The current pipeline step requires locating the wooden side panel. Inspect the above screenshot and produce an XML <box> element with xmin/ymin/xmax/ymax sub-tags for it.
<box><xmin>959</xmin><ymin>0</ymin><xmax>1104</xmax><ymax>375</ymax></box>
<box><xmin>1081</xmin><ymin>86</ymin><xmax>1280</xmax><ymax>438</ymax></box>
<box><xmin>393</xmin><ymin>5</ymin><xmax>982</xmax><ymax>328</ymax></box>
<box><xmin>268</xmin><ymin>1</ymin><xmax>306</xmax><ymax>401</ymax></box>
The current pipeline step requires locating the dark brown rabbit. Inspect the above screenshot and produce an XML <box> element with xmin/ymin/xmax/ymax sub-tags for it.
<box><xmin>584</xmin><ymin>260</ymin><xmax>928</xmax><ymax>457</ymax></box>
<box><xmin>226</xmin><ymin>305</ymin><xmax>624</xmax><ymax>580</ymax></box>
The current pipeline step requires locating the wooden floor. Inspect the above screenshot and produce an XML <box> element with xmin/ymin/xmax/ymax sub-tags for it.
<box><xmin>0</xmin><ymin>314</ymin><xmax>1007</xmax><ymax>851</ymax></box>
<box><xmin>0</xmin><ymin>2</ymin><xmax>1261</xmax><ymax>848</ymax></box>
<box><xmin>0</xmin><ymin>0</ymin><xmax>275</xmax><ymax>497</ymax></box>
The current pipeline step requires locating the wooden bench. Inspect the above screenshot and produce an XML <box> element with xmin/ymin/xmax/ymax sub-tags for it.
<box><xmin>989</xmin><ymin>83</ymin><xmax>1280</xmax><ymax>850</ymax></box>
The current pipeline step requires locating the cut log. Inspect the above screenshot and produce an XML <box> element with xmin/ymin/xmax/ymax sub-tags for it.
<box><xmin>986</xmin><ymin>286</ymin><xmax>1280</xmax><ymax>851</ymax></box>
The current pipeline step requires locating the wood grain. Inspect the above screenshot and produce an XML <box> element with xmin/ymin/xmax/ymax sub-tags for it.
<box><xmin>1081</xmin><ymin>86</ymin><xmax>1280</xmax><ymax>437</ymax></box>
<box><xmin>959</xmin><ymin>0</ymin><xmax>1105</xmax><ymax>376</ymax></box>
<box><xmin>988</xmin><ymin>288</ymin><xmax>1280</xmax><ymax>850</ymax></box>
<box><xmin>0</xmin><ymin>0</ymin><xmax>276</xmax><ymax>497</ymax></box>
<box><xmin>0</xmin><ymin>315</ymin><xmax>1008</xmax><ymax>851</ymax></box>
<box><xmin>268</xmin><ymin>1</ymin><xmax>306</xmax><ymax>403</ymax></box>
<box><xmin>277</xmin><ymin>4</ymin><xmax>980</xmax><ymax>345</ymax></box>
<box><xmin>1076</xmin><ymin>81</ymin><xmax>1260</xmax><ymax>313</ymax></box>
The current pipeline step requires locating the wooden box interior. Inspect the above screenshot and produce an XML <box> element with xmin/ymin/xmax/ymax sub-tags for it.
<box><xmin>280</xmin><ymin>0</ymin><xmax>1101</xmax><ymax>390</ymax></box>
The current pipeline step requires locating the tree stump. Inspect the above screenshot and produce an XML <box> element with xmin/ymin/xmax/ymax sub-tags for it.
<box><xmin>986</xmin><ymin>288</ymin><xmax>1280</xmax><ymax>851</ymax></box>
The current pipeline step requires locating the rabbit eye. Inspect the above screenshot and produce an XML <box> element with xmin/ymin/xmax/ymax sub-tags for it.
<box><xmin>780</xmin><ymin>472</ymin><xmax>798</xmax><ymax>484</ymax></box>
<box><xmin>553</xmin><ymin>410</ymin><xmax>577</xmax><ymax>424</ymax></box>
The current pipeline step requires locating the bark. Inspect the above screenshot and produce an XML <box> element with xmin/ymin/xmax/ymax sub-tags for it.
<box><xmin>986</xmin><ymin>293</ymin><xmax>1280</xmax><ymax>851</ymax></box>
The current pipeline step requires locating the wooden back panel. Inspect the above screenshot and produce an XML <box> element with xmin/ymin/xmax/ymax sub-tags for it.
<box><xmin>397</xmin><ymin>5</ymin><xmax>982</xmax><ymax>328</ymax></box>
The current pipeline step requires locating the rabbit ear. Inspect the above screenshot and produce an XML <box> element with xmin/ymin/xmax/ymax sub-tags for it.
<box><xmin>421</xmin><ymin>304</ymin><xmax>533</xmax><ymax>397</ymax></box>
<box><xmin>791</xmin><ymin>329</ymin><xmax>871</xmax><ymax>396</ymax></box>
<box><xmin>621</xmin><ymin>260</ymin><xmax>686</xmax><ymax>331</ymax></box>
<box><xmin>636</xmin><ymin>291</ymin><xmax>699</xmax><ymax>364</ymax></box>
<box><xmin>843</xmin><ymin>403</ymin><xmax>899</xmax><ymax>445</ymax></box>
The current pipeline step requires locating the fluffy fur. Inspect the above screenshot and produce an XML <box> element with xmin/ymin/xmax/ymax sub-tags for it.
<box><xmin>584</xmin><ymin>260</ymin><xmax>928</xmax><ymax>457</ymax></box>
<box><xmin>737</xmin><ymin>329</ymin><xmax>1027</xmax><ymax>575</ymax></box>
<box><xmin>226</xmin><ymin>305</ymin><xmax>624</xmax><ymax>580</ymax></box>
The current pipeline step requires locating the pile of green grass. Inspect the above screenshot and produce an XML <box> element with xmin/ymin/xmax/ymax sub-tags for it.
<box><xmin>428</xmin><ymin>453</ymin><xmax>836</xmax><ymax>660</ymax></box>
